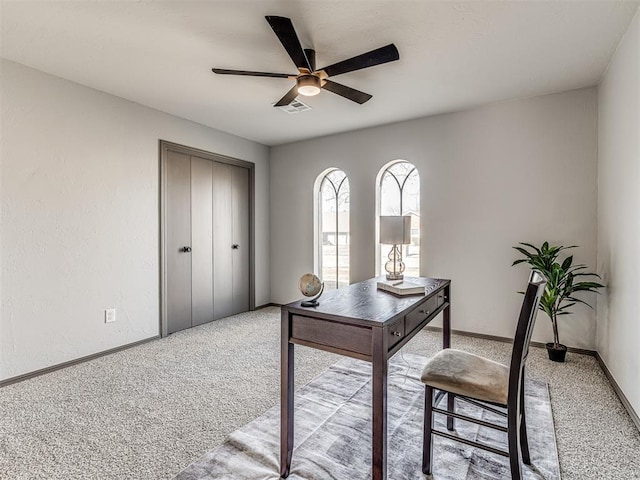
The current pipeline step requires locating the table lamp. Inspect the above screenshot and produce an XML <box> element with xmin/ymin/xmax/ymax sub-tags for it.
<box><xmin>379</xmin><ymin>215</ymin><xmax>412</xmax><ymax>281</ymax></box>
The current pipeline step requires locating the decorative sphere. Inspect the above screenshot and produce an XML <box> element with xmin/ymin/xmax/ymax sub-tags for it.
<box><xmin>299</xmin><ymin>273</ymin><xmax>322</xmax><ymax>297</ymax></box>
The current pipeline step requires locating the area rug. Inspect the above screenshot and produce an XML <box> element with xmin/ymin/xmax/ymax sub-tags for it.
<box><xmin>175</xmin><ymin>353</ymin><xmax>560</xmax><ymax>479</ymax></box>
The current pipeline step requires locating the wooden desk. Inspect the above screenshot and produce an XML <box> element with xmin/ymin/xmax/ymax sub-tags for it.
<box><xmin>280</xmin><ymin>276</ymin><xmax>451</xmax><ymax>480</ymax></box>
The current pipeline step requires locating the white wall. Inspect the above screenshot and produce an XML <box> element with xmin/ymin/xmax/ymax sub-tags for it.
<box><xmin>597</xmin><ymin>11</ymin><xmax>640</xmax><ymax>417</ymax></box>
<box><xmin>271</xmin><ymin>88</ymin><xmax>598</xmax><ymax>348</ymax></box>
<box><xmin>0</xmin><ymin>60</ymin><xmax>270</xmax><ymax>381</ymax></box>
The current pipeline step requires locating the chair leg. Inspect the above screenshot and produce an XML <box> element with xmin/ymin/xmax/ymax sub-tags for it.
<box><xmin>507</xmin><ymin>407</ymin><xmax>523</xmax><ymax>480</ymax></box>
<box><xmin>423</xmin><ymin>385</ymin><xmax>434</xmax><ymax>475</ymax></box>
<box><xmin>519</xmin><ymin>378</ymin><xmax>531</xmax><ymax>465</ymax></box>
<box><xmin>447</xmin><ymin>392</ymin><xmax>455</xmax><ymax>431</ymax></box>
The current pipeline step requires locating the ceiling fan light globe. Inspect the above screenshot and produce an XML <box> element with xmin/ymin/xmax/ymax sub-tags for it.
<box><xmin>298</xmin><ymin>85</ymin><xmax>320</xmax><ymax>96</ymax></box>
<box><xmin>296</xmin><ymin>75</ymin><xmax>321</xmax><ymax>96</ymax></box>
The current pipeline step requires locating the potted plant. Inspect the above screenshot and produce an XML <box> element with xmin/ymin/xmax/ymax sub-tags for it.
<box><xmin>512</xmin><ymin>242</ymin><xmax>604</xmax><ymax>362</ymax></box>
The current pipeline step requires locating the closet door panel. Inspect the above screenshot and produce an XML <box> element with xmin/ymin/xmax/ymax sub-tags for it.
<box><xmin>166</xmin><ymin>151</ymin><xmax>192</xmax><ymax>334</ymax></box>
<box><xmin>232</xmin><ymin>166</ymin><xmax>250</xmax><ymax>314</ymax></box>
<box><xmin>191</xmin><ymin>156</ymin><xmax>214</xmax><ymax>327</ymax></box>
<box><xmin>212</xmin><ymin>161</ymin><xmax>234</xmax><ymax>319</ymax></box>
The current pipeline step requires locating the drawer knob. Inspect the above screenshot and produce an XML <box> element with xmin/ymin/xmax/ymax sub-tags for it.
<box><xmin>420</xmin><ymin>309</ymin><xmax>431</xmax><ymax>315</ymax></box>
<box><xmin>392</xmin><ymin>331</ymin><xmax>402</xmax><ymax>337</ymax></box>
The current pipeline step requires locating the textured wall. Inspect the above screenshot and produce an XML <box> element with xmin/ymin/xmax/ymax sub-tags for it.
<box><xmin>597</xmin><ymin>11</ymin><xmax>640</xmax><ymax>417</ymax></box>
<box><xmin>271</xmin><ymin>88</ymin><xmax>598</xmax><ymax>349</ymax></box>
<box><xmin>0</xmin><ymin>60</ymin><xmax>270</xmax><ymax>380</ymax></box>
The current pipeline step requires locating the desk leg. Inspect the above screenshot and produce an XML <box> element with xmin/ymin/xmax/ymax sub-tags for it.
<box><xmin>280</xmin><ymin>310</ymin><xmax>294</xmax><ymax>478</ymax></box>
<box><xmin>372</xmin><ymin>327</ymin><xmax>388</xmax><ymax>480</ymax></box>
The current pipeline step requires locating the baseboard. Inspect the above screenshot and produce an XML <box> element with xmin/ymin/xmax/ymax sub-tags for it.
<box><xmin>0</xmin><ymin>335</ymin><xmax>160</xmax><ymax>388</ymax></box>
<box><xmin>255</xmin><ymin>302</ymin><xmax>281</xmax><ymax>309</ymax></box>
<box><xmin>423</xmin><ymin>325</ymin><xmax>597</xmax><ymax>356</ymax></box>
<box><xmin>595</xmin><ymin>353</ymin><xmax>640</xmax><ymax>433</ymax></box>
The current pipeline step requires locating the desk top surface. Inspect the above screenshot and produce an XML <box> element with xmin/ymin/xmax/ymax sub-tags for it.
<box><xmin>283</xmin><ymin>276</ymin><xmax>450</xmax><ymax>327</ymax></box>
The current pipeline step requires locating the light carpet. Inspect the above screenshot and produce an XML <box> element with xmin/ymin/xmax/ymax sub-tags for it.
<box><xmin>175</xmin><ymin>353</ymin><xmax>559</xmax><ymax>480</ymax></box>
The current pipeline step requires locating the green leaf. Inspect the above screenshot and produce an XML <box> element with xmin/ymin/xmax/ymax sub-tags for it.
<box><xmin>561</xmin><ymin>256</ymin><xmax>573</xmax><ymax>270</ymax></box>
<box><xmin>572</xmin><ymin>271</ymin><xmax>602</xmax><ymax>279</ymax></box>
<box><xmin>513</xmin><ymin>247</ymin><xmax>535</xmax><ymax>258</ymax></box>
<box><xmin>558</xmin><ymin>302</ymin><xmax>577</xmax><ymax>311</ymax></box>
<box><xmin>568</xmin><ymin>265</ymin><xmax>588</xmax><ymax>272</ymax></box>
<box><xmin>519</xmin><ymin>242</ymin><xmax>541</xmax><ymax>254</ymax></box>
<box><xmin>572</xmin><ymin>281</ymin><xmax>605</xmax><ymax>290</ymax></box>
<box><xmin>565</xmin><ymin>297</ymin><xmax>595</xmax><ymax>309</ymax></box>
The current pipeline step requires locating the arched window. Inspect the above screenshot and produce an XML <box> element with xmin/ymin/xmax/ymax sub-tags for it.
<box><xmin>316</xmin><ymin>169</ymin><xmax>350</xmax><ymax>290</ymax></box>
<box><xmin>377</xmin><ymin>161</ymin><xmax>420</xmax><ymax>277</ymax></box>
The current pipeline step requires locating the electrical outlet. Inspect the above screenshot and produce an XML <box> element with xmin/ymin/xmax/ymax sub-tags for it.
<box><xmin>105</xmin><ymin>308</ymin><xmax>116</xmax><ymax>323</ymax></box>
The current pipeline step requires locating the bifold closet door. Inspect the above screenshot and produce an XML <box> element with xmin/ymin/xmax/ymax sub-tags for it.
<box><xmin>190</xmin><ymin>156</ymin><xmax>214</xmax><ymax>327</ymax></box>
<box><xmin>212</xmin><ymin>162</ymin><xmax>250</xmax><ymax>319</ymax></box>
<box><xmin>166</xmin><ymin>154</ymin><xmax>215</xmax><ymax>333</ymax></box>
<box><xmin>231</xmin><ymin>166</ymin><xmax>250</xmax><ymax>314</ymax></box>
<box><xmin>166</xmin><ymin>149</ymin><xmax>251</xmax><ymax>333</ymax></box>
<box><xmin>166</xmin><ymin>151</ymin><xmax>192</xmax><ymax>334</ymax></box>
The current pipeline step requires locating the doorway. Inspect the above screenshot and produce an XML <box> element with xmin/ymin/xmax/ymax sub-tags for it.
<box><xmin>159</xmin><ymin>140</ymin><xmax>255</xmax><ymax>336</ymax></box>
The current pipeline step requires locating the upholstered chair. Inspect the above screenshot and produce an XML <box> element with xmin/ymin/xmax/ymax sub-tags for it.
<box><xmin>420</xmin><ymin>271</ymin><xmax>546</xmax><ymax>479</ymax></box>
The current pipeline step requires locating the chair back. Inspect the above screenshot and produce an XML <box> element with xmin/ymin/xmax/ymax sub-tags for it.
<box><xmin>507</xmin><ymin>271</ymin><xmax>546</xmax><ymax>405</ymax></box>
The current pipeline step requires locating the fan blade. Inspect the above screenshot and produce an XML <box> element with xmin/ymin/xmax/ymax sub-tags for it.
<box><xmin>322</xmin><ymin>80</ymin><xmax>372</xmax><ymax>104</ymax></box>
<box><xmin>320</xmin><ymin>44</ymin><xmax>399</xmax><ymax>78</ymax></box>
<box><xmin>265</xmin><ymin>16</ymin><xmax>312</xmax><ymax>71</ymax></box>
<box><xmin>212</xmin><ymin>68</ymin><xmax>292</xmax><ymax>78</ymax></box>
<box><xmin>274</xmin><ymin>86</ymin><xmax>299</xmax><ymax>107</ymax></box>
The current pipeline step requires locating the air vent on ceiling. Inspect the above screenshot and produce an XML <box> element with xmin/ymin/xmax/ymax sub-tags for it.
<box><xmin>276</xmin><ymin>99</ymin><xmax>311</xmax><ymax>114</ymax></box>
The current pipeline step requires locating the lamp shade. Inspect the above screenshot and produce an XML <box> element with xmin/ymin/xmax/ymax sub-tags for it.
<box><xmin>379</xmin><ymin>216</ymin><xmax>412</xmax><ymax>245</ymax></box>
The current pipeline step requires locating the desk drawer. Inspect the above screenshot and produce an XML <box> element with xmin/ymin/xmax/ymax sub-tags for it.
<box><xmin>291</xmin><ymin>315</ymin><xmax>371</xmax><ymax>356</ymax></box>
<box><xmin>387</xmin><ymin>317</ymin><xmax>405</xmax><ymax>349</ymax></box>
<box><xmin>405</xmin><ymin>292</ymin><xmax>444</xmax><ymax>333</ymax></box>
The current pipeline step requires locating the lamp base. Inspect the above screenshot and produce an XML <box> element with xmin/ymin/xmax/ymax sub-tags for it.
<box><xmin>384</xmin><ymin>244</ymin><xmax>405</xmax><ymax>282</ymax></box>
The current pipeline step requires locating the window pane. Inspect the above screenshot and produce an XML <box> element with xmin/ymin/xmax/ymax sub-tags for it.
<box><xmin>379</xmin><ymin>162</ymin><xmax>420</xmax><ymax>277</ymax></box>
<box><xmin>318</xmin><ymin>170</ymin><xmax>349</xmax><ymax>290</ymax></box>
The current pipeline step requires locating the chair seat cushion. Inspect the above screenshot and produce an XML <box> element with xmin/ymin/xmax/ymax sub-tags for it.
<box><xmin>420</xmin><ymin>349</ymin><xmax>509</xmax><ymax>405</ymax></box>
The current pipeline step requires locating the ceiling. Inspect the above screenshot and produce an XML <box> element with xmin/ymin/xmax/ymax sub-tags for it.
<box><xmin>1</xmin><ymin>1</ymin><xmax>638</xmax><ymax>146</ymax></box>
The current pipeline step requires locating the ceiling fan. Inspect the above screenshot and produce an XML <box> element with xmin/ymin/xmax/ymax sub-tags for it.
<box><xmin>212</xmin><ymin>16</ymin><xmax>399</xmax><ymax>107</ymax></box>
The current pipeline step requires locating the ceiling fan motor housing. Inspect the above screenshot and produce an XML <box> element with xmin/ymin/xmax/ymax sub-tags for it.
<box><xmin>296</xmin><ymin>74</ymin><xmax>321</xmax><ymax>96</ymax></box>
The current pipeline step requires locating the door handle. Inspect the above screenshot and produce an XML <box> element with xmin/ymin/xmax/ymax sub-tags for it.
<box><xmin>181</xmin><ymin>246</ymin><xmax>192</xmax><ymax>253</ymax></box>
<box><xmin>231</xmin><ymin>244</ymin><xmax>239</xmax><ymax>250</ymax></box>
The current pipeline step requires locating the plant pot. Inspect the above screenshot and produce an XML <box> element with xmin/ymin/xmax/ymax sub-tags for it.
<box><xmin>546</xmin><ymin>343</ymin><xmax>568</xmax><ymax>362</ymax></box>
